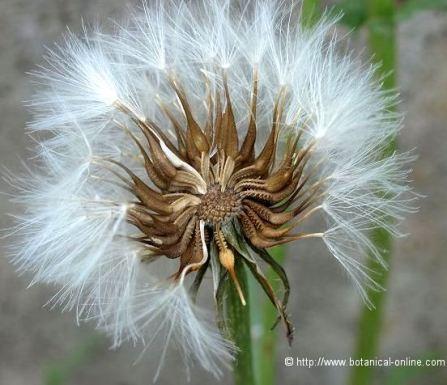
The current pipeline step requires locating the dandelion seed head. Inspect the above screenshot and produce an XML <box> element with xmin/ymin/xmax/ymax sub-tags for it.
<box><xmin>3</xmin><ymin>0</ymin><xmax>415</xmax><ymax>378</ymax></box>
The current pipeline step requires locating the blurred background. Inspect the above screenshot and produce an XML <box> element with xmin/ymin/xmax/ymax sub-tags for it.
<box><xmin>0</xmin><ymin>0</ymin><xmax>446</xmax><ymax>384</ymax></box>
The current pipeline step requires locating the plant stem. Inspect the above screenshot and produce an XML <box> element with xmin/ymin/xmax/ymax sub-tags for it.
<box><xmin>226</xmin><ymin>256</ymin><xmax>255</xmax><ymax>385</ymax></box>
<box><xmin>256</xmin><ymin>245</ymin><xmax>286</xmax><ymax>385</ymax></box>
<box><xmin>350</xmin><ymin>1</ymin><xmax>397</xmax><ymax>385</ymax></box>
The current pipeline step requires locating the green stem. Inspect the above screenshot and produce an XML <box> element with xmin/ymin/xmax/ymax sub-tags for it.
<box><xmin>350</xmin><ymin>1</ymin><xmax>397</xmax><ymax>385</ymax></box>
<box><xmin>226</xmin><ymin>256</ymin><xmax>255</xmax><ymax>385</ymax></box>
<box><xmin>256</xmin><ymin>245</ymin><xmax>286</xmax><ymax>385</ymax></box>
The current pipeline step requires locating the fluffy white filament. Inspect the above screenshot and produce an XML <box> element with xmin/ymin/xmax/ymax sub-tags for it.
<box><xmin>4</xmin><ymin>0</ymin><xmax>415</xmax><ymax>377</ymax></box>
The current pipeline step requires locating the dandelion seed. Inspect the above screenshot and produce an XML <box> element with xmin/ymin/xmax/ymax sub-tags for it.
<box><xmin>3</xmin><ymin>0</ymin><xmax>415</xmax><ymax>378</ymax></box>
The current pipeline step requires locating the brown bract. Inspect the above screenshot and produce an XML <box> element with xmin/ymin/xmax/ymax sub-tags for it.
<box><xmin>102</xmin><ymin>69</ymin><xmax>326</xmax><ymax>342</ymax></box>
